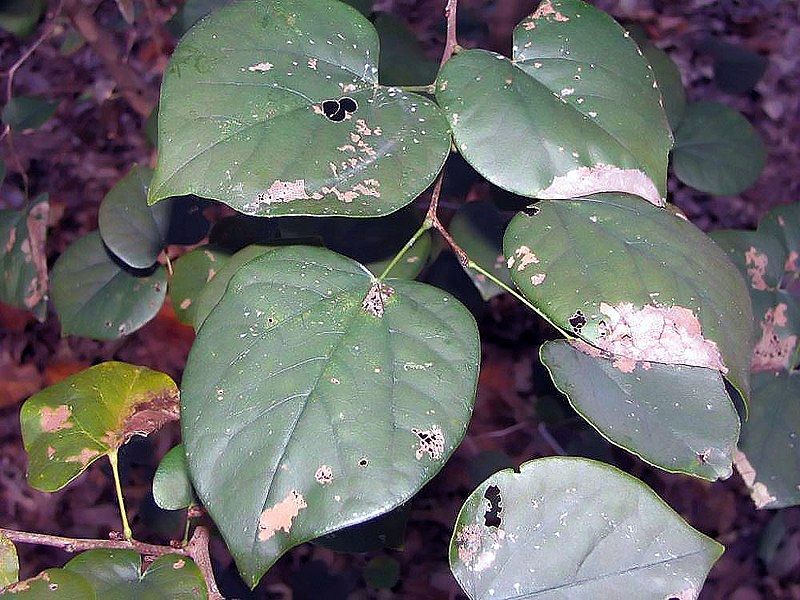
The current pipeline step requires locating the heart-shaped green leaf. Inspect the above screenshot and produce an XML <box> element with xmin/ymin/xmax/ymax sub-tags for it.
<box><xmin>50</xmin><ymin>231</ymin><xmax>167</xmax><ymax>340</ymax></box>
<box><xmin>735</xmin><ymin>371</ymin><xmax>800</xmax><ymax>509</ymax></box>
<box><xmin>436</xmin><ymin>0</ymin><xmax>671</xmax><ymax>206</ymax></box>
<box><xmin>642</xmin><ymin>44</ymin><xmax>686</xmax><ymax>130</ymax></box>
<box><xmin>449</xmin><ymin>200</ymin><xmax>512</xmax><ymax>300</ymax></box>
<box><xmin>153</xmin><ymin>444</ymin><xmax>196</xmax><ymax>511</ymax></box>
<box><xmin>170</xmin><ymin>247</ymin><xmax>230</xmax><ymax>325</ymax></box>
<box><xmin>99</xmin><ymin>166</ymin><xmax>210</xmax><ymax>269</ymax></box>
<box><xmin>1</xmin><ymin>569</ymin><xmax>95</xmax><ymax>598</ymax></box>
<box><xmin>20</xmin><ymin>361</ymin><xmax>179</xmax><ymax>492</ymax></box>
<box><xmin>541</xmin><ymin>340</ymin><xmax>740</xmax><ymax>480</ymax></box>
<box><xmin>503</xmin><ymin>194</ymin><xmax>754</xmax><ymax>405</ymax></box>
<box><xmin>0</xmin><ymin>194</ymin><xmax>49</xmax><ymax>320</ymax></box>
<box><xmin>450</xmin><ymin>457</ymin><xmax>723</xmax><ymax>599</ymax></box>
<box><xmin>672</xmin><ymin>101</ymin><xmax>765</xmax><ymax>195</ymax></box>
<box><xmin>1</xmin><ymin>96</ymin><xmax>58</xmax><ymax>131</ymax></box>
<box><xmin>65</xmin><ymin>550</ymin><xmax>207</xmax><ymax>599</ymax></box>
<box><xmin>181</xmin><ymin>245</ymin><xmax>479</xmax><ymax>585</ymax></box>
<box><xmin>149</xmin><ymin>0</ymin><xmax>450</xmax><ymax>217</ymax></box>
<box><xmin>0</xmin><ymin>534</ymin><xmax>18</xmax><ymax>587</ymax></box>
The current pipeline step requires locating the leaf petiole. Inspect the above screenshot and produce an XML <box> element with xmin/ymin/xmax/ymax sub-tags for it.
<box><xmin>378</xmin><ymin>220</ymin><xmax>433</xmax><ymax>280</ymax></box>
<box><xmin>108</xmin><ymin>449</ymin><xmax>132</xmax><ymax>541</ymax></box>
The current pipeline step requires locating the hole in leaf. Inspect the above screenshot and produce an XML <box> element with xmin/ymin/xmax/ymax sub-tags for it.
<box><xmin>568</xmin><ymin>310</ymin><xmax>587</xmax><ymax>333</ymax></box>
<box><xmin>483</xmin><ymin>485</ymin><xmax>503</xmax><ymax>528</ymax></box>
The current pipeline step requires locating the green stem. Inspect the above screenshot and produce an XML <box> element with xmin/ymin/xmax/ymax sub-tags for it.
<box><xmin>108</xmin><ymin>450</ymin><xmax>132</xmax><ymax>541</ymax></box>
<box><xmin>378</xmin><ymin>220</ymin><xmax>433</xmax><ymax>280</ymax></box>
<box><xmin>182</xmin><ymin>506</ymin><xmax>194</xmax><ymax>546</ymax></box>
<box><xmin>467</xmin><ymin>260</ymin><xmax>548</xmax><ymax>321</ymax></box>
<box><xmin>399</xmin><ymin>84</ymin><xmax>436</xmax><ymax>94</ymax></box>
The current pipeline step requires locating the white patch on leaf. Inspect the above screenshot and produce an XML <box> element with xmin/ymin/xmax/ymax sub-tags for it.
<box><xmin>734</xmin><ymin>450</ymin><xmax>776</xmax><ymax>509</ymax></box>
<box><xmin>538</xmin><ymin>163</ymin><xmax>664</xmax><ymax>207</ymax></box>
<box><xmin>258</xmin><ymin>490</ymin><xmax>307</xmax><ymax>541</ymax></box>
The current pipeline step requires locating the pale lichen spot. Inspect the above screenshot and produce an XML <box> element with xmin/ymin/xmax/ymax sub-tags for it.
<box><xmin>596</xmin><ymin>302</ymin><xmax>727</xmax><ymax>373</ymax></box>
<box><xmin>744</xmin><ymin>246</ymin><xmax>771</xmax><ymax>291</ymax></box>
<box><xmin>248</xmin><ymin>62</ymin><xmax>273</xmax><ymax>72</ymax></box>
<box><xmin>538</xmin><ymin>163</ymin><xmax>664</xmax><ymax>208</ymax></box>
<box><xmin>173</xmin><ymin>559</ymin><xmax>185</xmax><ymax>569</ymax></box>
<box><xmin>180</xmin><ymin>298</ymin><xmax>192</xmax><ymax>310</ymax></box>
<box><xmin>65</xmin><ymin>447</ymin><xmax>101</xmax><ymax>467</ymax></box>
<box><xmin>315</xmin><ymin>464</ymin><xmax>333</xmax><ymax>485</ymax></box>
<box><xmin>307</xmin><ymin>58</ymin><xmax>318</xmax><ymax>70</ymax></box>
<box><xmin>258</xmin><ymin>490</ymin><xmax>307</xmax><ymax>541</ymax></box>
<box><xmin>530</xmin><ymin>273</ymin><xmax>546</xmax><ymax>286</ymax></box>
<box><xmin>456</xmin><ymin>523</ymin><xmax>505</xmax><ymax>572</ymax></box>
<box><xmin>734</xmin><ymin>450</ymin><xmax>776</xmax><ymax>509</ymax></box>
<box><xmin>411</xmin><ymin>425</ymin><xmax>445</xmax><ymax>460</ymax></box>
<box><xmin>361</xmin><ymin>282</ymin><xmax>394</xmax><ymax>318</ymax></box>
<box><xmin>752</xmin><ymin>303</ymin><xmax>797</xmax><ymax>372</ymax></box>
<box><xmin>40</xmin><ymin>405</ymin><xmax>72</xmax><ymax>433</ymax></box>
<box><xmin>514</xmin><ymin>245</ymin><xmax>539</xmax><ymax>271</ymax></box>
<box><xmin>522</xmin><ymin>0</ymin><xmax>570</xmax><ymax>29</ymax></box>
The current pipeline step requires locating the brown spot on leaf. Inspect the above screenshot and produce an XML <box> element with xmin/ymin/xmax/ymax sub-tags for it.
<box><xmin>538</xmin><ymin>163</ymin><xmax>664</xmax><ymax>207</ymax></box>
<box><xmin>40</xmin><ymin>405</ymin><xmax>72</xmax><ymax>432</ymax></box>
<box><xmin>65</xmin><ymin>447</ymin><xmax>101</xmax><ymax>466</ymax></box>
<box><xmin>361</xmin><ymin>282</ymin><xmax>394</xmax><ymax>318</ymax></box>
<box><xmin>258</xmin><ymin>490</ymin><xmax>307</xmax><ymax>541</ymax></box>
<box><xmin>734</xmin><ymin>450</ymin><xmax>776</xmax><ymax>509</ymax></box>
<box><xmin>752</xmin><ymin>303</ymin><xmax>797</xmax><ymax>372</ymax></box>
<box><xmin>596</xmin><ymin>302</ymin><xmax>727</xmax><ymax>372</ymax></box>
<box><xmin>612</xmin><ymin>355</ymin><xmax>637</xmax><ymax>373</ymax></box>
<box><xmin>103</xmin><ymin>388</ymin><xmax>180</xmax><ymax>449</ymax></box>
<box><xmin>745</xmin><ymin>247</ymin><xmax>771</xmax><ymax>291</ymax></box>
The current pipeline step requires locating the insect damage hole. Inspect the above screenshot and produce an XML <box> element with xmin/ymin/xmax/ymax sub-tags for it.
<box><xmin>411</xmin><ymin>425</ymin><xmax>445</xmax><ymax>461</ymax></box>
<box><xmin>315</xmin><ymin>464</ymin><xmax>333</xmax><ymax>485</ymax></box>
<box><xmin>361</xmin><ymin>282</ymin><xmax>394</xmax><ymax>318</ymax></box>
<box><xmin>321</xmin><ymin>96</ymin><xmax>358</xmax><ymax>122</ymax></box>
<box><xmin>568</xmin><ymin>310</ymin><xmax>587</xmax><ymax>333</ymax></box>
<box><xmin>483</xmin><ymin>485</ymin><xmax>503</xmax><ymax>528</ymax></box>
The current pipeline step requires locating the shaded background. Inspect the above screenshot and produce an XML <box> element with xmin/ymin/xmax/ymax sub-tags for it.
<box><xmin>1</xmin><ymin>0</ymin><xmax>799</xmax><ymax>598</ymax></box>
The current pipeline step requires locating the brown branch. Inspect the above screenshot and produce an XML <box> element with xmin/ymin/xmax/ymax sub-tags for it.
<box><xmin>425</xmin><ymin>170</ymin><xmax>468</xmax><ymax>267</ymax></box>
<box><xmin>440</xmin><ymin>0</ymin><xmax>460</xmax><ymax>66</ymax></box>
<box><xmin>1</xmin><ymin>526</ymin><xmax>223</xmax><ymax>599</ymax></box>
<box><xmin>64</xmin><ymin>0</ymin><xmax>154</xmax><ymax>117</ymax></box>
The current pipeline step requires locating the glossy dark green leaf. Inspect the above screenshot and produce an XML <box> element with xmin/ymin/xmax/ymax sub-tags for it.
<box><xmin>150</xmin><ymin>0</ymin><xmax>451</xmax><ymax>217</ymax></box>
<box><xmin>541</xmin><ymin>340</ymin><xmax>740</xmax><ymax>480</ymax></box>
<box><xmin>504</xmin><ymin>194</ymin><xmax>754</xmax><ymax>404</ymax></box>
<box><xmin>642</xmin><ymin>44</ymin><xmax>686</xmax><ymax>130</ymax></box>
<box><xmin>0</xmin><ymin>0</ymin><xmax>45</xmax><ymax>37</ymax></box>
<box><xmin>673</xmin><ymin>101</ymin><xmax>765</xmax><ymax>195</ymax></box>
<box><xmin>167</xmin><ymin>0</ymin><xmax>231</xmax><ymax>37</ymax></box>
<box><xmin>1</xmin><ymin>96</ymin><xmax>58</xmax><ymax>131</ymax></box>
<box><xmin>374</xmin><ymin>13</ymin><xmax>437</xmax><ymax>87</ymax></box>
<box><xmin>181</xmin><ymin>245</ymin><xmax>480</xmax><ymax>585</ymax></box>
<box><xmin>50</xmin><ymin>231</ymin><xmax>167</xmax><ymax>340</ymax></box>
<box><xmin>20</xmin><ymin>361</ymin><xmax>179</xmax><ymax>492</ymax></box>
<box><xmin>735</xmin><ymin>371</ymin><xmax>800</xmax><ymax>509</ymax></box>
<box><xmin>314</xmin><ymin>503</ymin><xmax>410</xmax><ymax>553</ymax></box>
<box><xmin>0</xmin><ymin>194</ymin><xmax>49</xmax><ymax>320</ymax></box>
<box><xmin>153</xmin><ymin>444</ymin><xmax>196</xmax><ymax>511</ymax></box>
<box><xmin>701</xmin><ymin>38</ymin><xmax>767</xmax><ymax>95</ymax></box>
<box><xmin>0</xmin><ymin>569</ymin><xmax>95</xmax><ymax>598</ymax></box>
<box><xmin>192</xmin><ymin>244</ymin><xmax>275</xmax><ymax>329</ymax></box>
<box><xmin>99</xmin><ymin>166</ymin><xmax>210</xmax><ymax>269</ymax></box>
<box><xmin>0</xmin><ymin>534</ymin><xmax>18</xmax><ymax>588</ymax></box>
<box><xmin>170</xmin><ymin>247</ymin><xmax>230</xmax><ymax>325</ymax></box>
<box><xmin>65</xmin><ymin>550</ymin><xmax>207</xmax><ymax>599</ymax></box>
<box><xmin>449</xmin><ymin>200</ymin><xmax>512</xmax><ymax>300</ymax></box>
<box><xmin>450</xmin><ymin>457</ymin><xmax>723</xmax><ymax>599</ymax></box>
<box><xmin>436</xmin><ymin>0</ymin><xmax>671</xmax><ymax>206</ymax></box>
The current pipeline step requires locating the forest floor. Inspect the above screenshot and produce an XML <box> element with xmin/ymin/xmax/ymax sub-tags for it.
<box><xmin>1</xmin><ymin>0</ymin><xmax>799</xmax><ymax>598</ymax></box>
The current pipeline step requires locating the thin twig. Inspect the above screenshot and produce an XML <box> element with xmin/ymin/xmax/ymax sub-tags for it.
<box><xmin>425</xmin><ymin>171</ymin><xmax>469</xmax><ymax>266</ymax></box>
<box><xmin>441</xmin><ymin>0</ymin><xmax>460</xmax><ymax>66</ymax></box>
<box><xmin>2</xmin><ymin>526</ymin><xmax>223</xmax><ymax>599</ymax></box>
